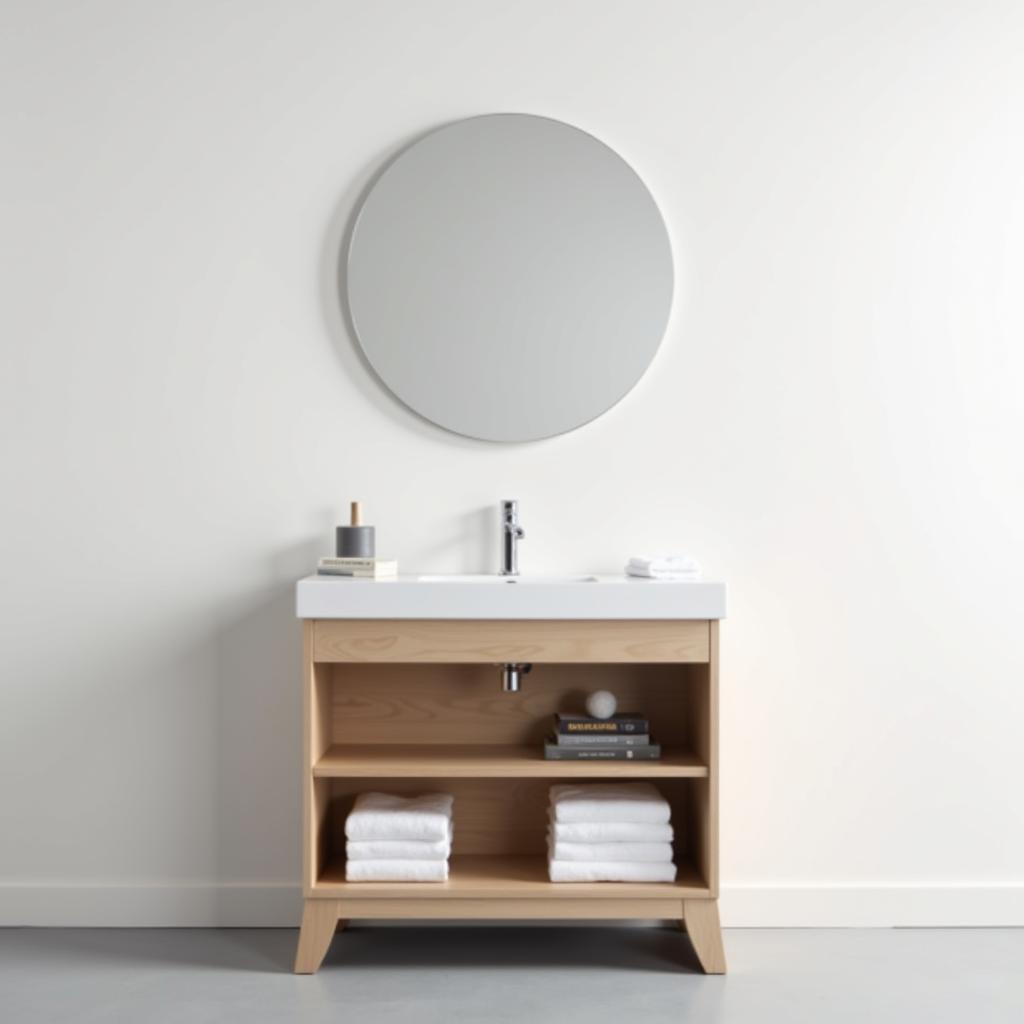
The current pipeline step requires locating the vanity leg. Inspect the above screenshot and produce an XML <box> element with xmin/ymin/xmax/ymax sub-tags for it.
<box><xmin>681</xmin><ymin>899</ymin><xmax>726</xmax><ymax>974</ymax></box>
<box><xmin>294</xmin><ymin>899</ymin><xmax>344</xmax><ymax>974</ymax></box>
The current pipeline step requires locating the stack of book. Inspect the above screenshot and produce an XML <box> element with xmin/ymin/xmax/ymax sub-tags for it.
<box><xmin>317</xmin><ymin>556</ymin><xmax>398</xmax><ymax>579</ymax></box>
<box><xmin>544</xmin><ymin>712</ymin><xmax>661</xmax><ymax>761</ymax></box>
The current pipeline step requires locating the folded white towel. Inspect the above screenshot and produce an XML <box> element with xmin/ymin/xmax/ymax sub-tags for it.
<box><xmin>550</xmin><ymin>783</ymin><xmax>671</xmax><ymax>825</ymax></box>
<box><xmin>347</xmin><ymin>823</ymin><xmax>453</xmax><ymax>861</ymax></box>
<box><xmin>345</xmin><ymin>792</ymin><xmax>454</xmax><ymax>843</ymax></box>
<box><xmin>626</xmin><ymin>566</ymin><xmax>702</xmax><ymax>580</ymax></box>
<box><xmin>548</xmin><ymin>859</ymin><xmax>677</xmax><ymax>883</ymax></box>
<box><xmin>551</xmin><ymin>821</ymin><xmax>674</xmax><ymax>843</ymax></box>
<box><xmin>346</xmin><ymin>859</ymin><xmax>449</xmax><ymax>882</ymax></box>
<box><xmin>548</xmin><ymin>836</ymin><xmax>673</xmax><ymax>863</ymax></box>
<box><xmin>626</xmin><ymin>555</ymin><xmax>702</xmax><ymax>581</ymax></box>
<box><xmin>628</xmin><ymin>555</ymin><xmax>701</xmax><ymax>573</ymax></box>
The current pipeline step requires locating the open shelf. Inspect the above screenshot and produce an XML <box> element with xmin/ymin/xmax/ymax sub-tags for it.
<box><xmin>313</xmin><ymin>743</ymin><xmax>708</xmax><ymax>778</ymax></box>
<box><xmin>316</xmin><ymin>853</ymin><xmax>709</xmax><ymax>899</ymax></box>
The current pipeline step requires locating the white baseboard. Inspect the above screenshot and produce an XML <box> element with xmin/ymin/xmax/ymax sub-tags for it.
<box><xmin>0</xmin><ymin>883</ymin><xmax>300</xmax><ymax>928</ymax></box>
<box><xmin>2</xmin><ymin>882</ymin><xmax>1022</xmax><ymax>928</ymax></box>
<box><xmin>719</xmin><ymin>884</ymin><xmax>1024</xmax><ymax>928</ymax></box>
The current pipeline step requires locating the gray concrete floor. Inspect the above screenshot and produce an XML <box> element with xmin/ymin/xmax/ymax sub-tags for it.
<box><xmin>1</xmin><ymin>925</ymin><xmax>1021</xmax><ymax>1023</ymax></box>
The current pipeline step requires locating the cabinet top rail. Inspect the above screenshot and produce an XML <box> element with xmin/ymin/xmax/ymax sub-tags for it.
<box><xmin>311</xmin><ymin>619</ymin><xmax>712</xmax><ymax>663</ymax></box>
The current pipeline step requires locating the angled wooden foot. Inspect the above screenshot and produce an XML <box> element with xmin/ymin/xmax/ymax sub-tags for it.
<box><xmin>681</xmin><ymin>899</ymin><xmax>726</xmax><ymax>974</ymax></box>
<box><xmin>294</xmin><ymin>899</ymin><xmax>343</xmax><ymax>974</ymax></box>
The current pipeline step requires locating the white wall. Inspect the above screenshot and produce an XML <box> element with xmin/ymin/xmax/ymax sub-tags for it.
<box><xmin>2</xmin><ymin>0</ymin><xmax>1023</xmax><ymax>927</ymax></box>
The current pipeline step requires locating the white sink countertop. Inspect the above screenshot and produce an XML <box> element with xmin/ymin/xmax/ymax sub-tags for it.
<box><xmin>296</xmin><ymin>574</ymin><xmax>726</xmax><ymax>620</ymax></box>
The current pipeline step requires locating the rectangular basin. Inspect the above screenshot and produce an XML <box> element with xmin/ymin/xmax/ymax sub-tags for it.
<box><xmin>416</xmin><ymin>574</ymin><xmax>599</xmax><ymax>584</ymax></box>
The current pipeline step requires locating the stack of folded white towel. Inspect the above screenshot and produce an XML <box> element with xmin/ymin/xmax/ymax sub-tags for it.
<box><xmin>547</xmin><ymin>782</ymin><xmax>676</xmax><ymax>882</ymax></box>
<box><xmin>345</xmin><ymin>792</ymin><xmax>454</xmax><ymax>882</ymax></box>
<box><xmin>625</xmin><ymin>555</ymin><xmax>702</xmax><ymax>581</ymax></box>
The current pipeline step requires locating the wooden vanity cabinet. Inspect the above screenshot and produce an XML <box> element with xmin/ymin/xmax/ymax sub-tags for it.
<box><xmin>294</xmin><ymin>618</ymin><xmax>725</xmax><ymax>975</ymax></box>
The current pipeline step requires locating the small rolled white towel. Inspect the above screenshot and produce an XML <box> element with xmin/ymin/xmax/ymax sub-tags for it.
<box><xmin>346</xmin><ymin>859</ymin><xmax>449</xmax><ymax>882</ymax></box>
<box><xmin>629</xmin><ymin>555</ymin><xmax>700</xmax><ymax>573</ymax></box>
<box><xmin>550</xmin><ymin>783</ymin><xmax>671</xmax><ymax>825</ymax></box>
<box><xmin>626</xmin><ymin>555</ymin><xmax>702</xmax><ymax>581</ymax></box>
<box><xmin>551</xmin><ymin>821</ymin><xmax>674</xmax><ymax>843</ymax></box>
<box><xmin>347</xmin><ymin>824</ymin><xmax>453</xmax><ymax>861</ymax></box>
<box><xmin>345</xmin><ymin>792</ymin><xmax>453</xmax><ymax>843</ymax></box>
<box><xmin>548</xmin><ymin>836</ymin><xmax>673</xmax><ymax>863</ymax></box>
<box><xmin>548</xmin><ymin>859</ymin><xmax>677</xmax><ymax>883</ymax></box>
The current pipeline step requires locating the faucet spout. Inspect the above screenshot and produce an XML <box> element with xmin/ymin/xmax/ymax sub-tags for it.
<box><xmin>499</xmin><ymin>499</ymin><xmax>524</xmax><ymax>576</ymax></box>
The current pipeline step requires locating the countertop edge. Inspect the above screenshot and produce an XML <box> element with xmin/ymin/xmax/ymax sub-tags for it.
<box><xmin>294</xmin><ymin>576</ymin><xmax>727</xmax><ymax>620</ymax></box>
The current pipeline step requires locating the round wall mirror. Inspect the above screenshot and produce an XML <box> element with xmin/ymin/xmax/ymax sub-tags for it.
<box><xmin>346</xmin><ymin>114</ymin><xmax>673</xmax><ymax>442</ymax></box>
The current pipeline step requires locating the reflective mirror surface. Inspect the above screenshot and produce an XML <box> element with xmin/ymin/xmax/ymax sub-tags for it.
<box><xmin>347</xmin><ymin>114</ymin><xmax>673</xmax><ymax>441</ymax></box>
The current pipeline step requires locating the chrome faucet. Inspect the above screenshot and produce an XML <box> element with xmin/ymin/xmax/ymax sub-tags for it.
<box><xmin>499</xmin><ymin>499</ymin><xmax>524</xmax><ymax>576</ymax></box>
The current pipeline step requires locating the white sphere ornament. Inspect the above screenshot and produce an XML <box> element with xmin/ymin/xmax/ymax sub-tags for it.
<box><xmin>585</xmin><ymin>690</ymin><xmax>618</xmax><ymax>720</ymax></box>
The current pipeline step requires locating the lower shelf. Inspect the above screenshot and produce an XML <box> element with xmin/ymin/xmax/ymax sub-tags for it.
<box><xmin>314</xmin><ymin>854</ymin><xmax>708</xmax><ymax>899</ymax></box>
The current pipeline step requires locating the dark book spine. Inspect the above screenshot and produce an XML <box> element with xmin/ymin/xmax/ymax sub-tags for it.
<box><xmin>544</xmin><ymin>743</ymin><xmax>662</xmax><ymax>761</ymax></box>
<box><xmin>555</xmin><ymin>733</ymin><xmax>651</xmax><ymax>747</ymax></box>
<box><xmin>556</xmin><ymin>720</ymin><xmax>649</xmax><ymax>735</ymax></box>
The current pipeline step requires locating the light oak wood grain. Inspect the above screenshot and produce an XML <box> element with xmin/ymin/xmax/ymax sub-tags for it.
<box><xmin>703</xmin><ymin>621</ymin><xmax>720</xmax><ymax>896</ymax></box>
<box><xmin>682</xmin><ymin>898</ymin><xmax>727</xmax><ymax>973</ymax></box>
<box><xmin>302</xmin><ymin>624</ymin><xmax>333</xmax><ymax>892</ymax></box>
<box><xmin>315</xmin><ymin>619</ymin><xmax>710</xmax><ymax>663</ymax></box>
<box><xmin>315</xmin><ymin>854</ymin><xmax>708</xmax><ymax>900</ymax></box>
<box><xmin>328</xmin><ymin>662</ymin><xmax>705</xmax><ymax>747</ymax></box>
<box><xmin>332</xmin><ymin>898</ymin><xmax>684</xmax><ymax>919</ymax></box>
<box><xmin>296</xmin><ymin>617</ymin><xmax>725</xmax><ymax>974</ymax></box>
<box><xmin>313</xmin><ymin>743</ymin><xmax>708</xmax><ymax>778</ymax></box>
<box><xmin>294</xmin><ymin>899</ymin><xmax>343</xmax><ymax>974</ymax></box>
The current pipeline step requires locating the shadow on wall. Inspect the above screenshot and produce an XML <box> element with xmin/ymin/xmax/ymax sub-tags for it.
<box><xmin>213</xmin><ymin>537</ymin><xmax>322</xmax><ymax>907</ymax></box>
<box><xmin>1</xmin><ymin>538</ymin><xmax>318</xmax><ymax>923</ymax></box>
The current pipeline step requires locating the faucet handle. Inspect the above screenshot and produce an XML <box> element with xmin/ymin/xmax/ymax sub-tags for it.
<box><xmin>501</xmin><ymin>499</ymin><xmax>519</xmax><ymax>521</ymax></box>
